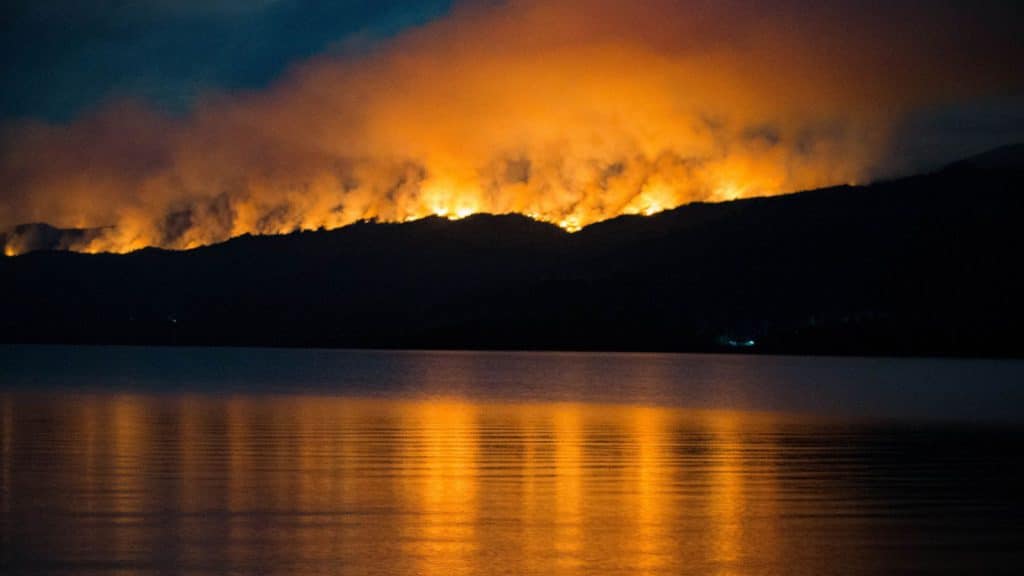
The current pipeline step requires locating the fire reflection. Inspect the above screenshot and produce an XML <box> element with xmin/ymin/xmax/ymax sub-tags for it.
<box><xmin>552</xmin><ymin>404</ymin><xmax>584</xmax><ymax>571</ymax></box>
<box><xmin>629</xmin><ymin>406</ymin><xmax>671</xmax><ymax>574</ymax></box>
<box><xmin>398</xmin><ymin>401</ymin><xmax>479</xmax><ymax>576</ymax></box>
<box><xmin>709</xmin><ymin>411</ymin><xmax>745</xmax><ymax>573</ymax></box>
<box><xmin>2</xmin><ymin>394</ymin><xmax>793</xmax><ymax>574</ymax></box>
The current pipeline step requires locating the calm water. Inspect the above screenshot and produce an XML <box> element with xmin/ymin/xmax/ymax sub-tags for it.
<box><xmin>2</xmin><ymin>347</ymin><xmax>1024</xmax><ymax>575</ymax></box>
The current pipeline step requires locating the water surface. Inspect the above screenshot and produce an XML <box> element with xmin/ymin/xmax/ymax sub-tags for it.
<box><xmin>2</xmin><ymin>346</ymin><xmax>1023</xmax><ymax>574</ymax></box>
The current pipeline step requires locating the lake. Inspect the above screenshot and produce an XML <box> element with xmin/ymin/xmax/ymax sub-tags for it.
<box><xmin>2</xmin><ymin>346</ymin><xmax>1023</xmax><ymax>574</ymax></box>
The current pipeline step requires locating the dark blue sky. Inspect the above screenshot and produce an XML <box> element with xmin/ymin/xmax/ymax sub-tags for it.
<box><xmin>0</xmin><ymin>0</ymin><xmax>451</xmax><ymax>121</ymax></box>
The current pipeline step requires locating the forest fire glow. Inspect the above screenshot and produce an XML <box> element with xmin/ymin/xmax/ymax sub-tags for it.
<box><xmin>1</xmin><ymin>0</ymin><xmax>1020</xmax><ymax>254</ymax></box>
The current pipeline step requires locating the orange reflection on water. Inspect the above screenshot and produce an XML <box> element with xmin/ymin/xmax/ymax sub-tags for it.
<box><xmin>398</xmin><ymin>401</ymin><xmax>480</xmax><ymax>576</ymax></box>
<box><xmin>552</xmin><ymin>404</ymin><xmax>584</xmax><ymax>571</ymax></box>
<box><xmin>709</xmin><ymin>411</ymin><xmax>745</xmax><ymax>573</ymax></box>
<box><xmin>629</xmin><ymin>406</ymin><xmax>671</xmax><ymax>574</ymax></box>
<box><xmin>3</xmin><ymin>394</ymin><xmax>802</xmax><ymax>575</ymax></box>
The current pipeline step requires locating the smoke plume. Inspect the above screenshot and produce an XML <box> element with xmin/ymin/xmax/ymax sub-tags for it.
<box><xmin>1</xmin><ymin>0</ymin><xmax>1021</xmax><ymax>253</ymax></box>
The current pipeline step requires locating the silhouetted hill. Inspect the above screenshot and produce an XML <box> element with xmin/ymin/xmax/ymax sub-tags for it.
<box><xmin>949</xmin><ymin>142</ymin><xmax>1024</xmax><ymax>171</ymax></box>
<box><xmin>2</xmin><ymin>148</ymin><xmax>1023</xmax><ymax>356</ymax></box>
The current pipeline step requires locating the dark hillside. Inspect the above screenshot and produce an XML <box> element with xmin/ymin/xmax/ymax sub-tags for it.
<box><xmin>3</xmin><ymin>147</ymin><xmax>1022</xmax><ymax>356</ymax></box>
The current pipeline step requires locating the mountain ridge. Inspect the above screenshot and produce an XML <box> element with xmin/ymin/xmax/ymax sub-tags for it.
<box><xmin>2</xmin><ymin>146</ymin><xmax>1022</xmax><ymax>357</ymax></box>
<box><xmin>7</xmin><ymin>141</ymin><xmax>1021</xmax><ymax>257</ymax></box>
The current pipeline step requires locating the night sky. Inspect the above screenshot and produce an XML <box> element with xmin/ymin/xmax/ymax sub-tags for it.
<box><xmin>1</xmin><ymin>1</ymin><xmax>452</xmax><ymax>120</ymax></box>
<box><xmin>1</xmin><ymin>0</ymin><xmax>1022</xmax><ymax>252</ymax></box>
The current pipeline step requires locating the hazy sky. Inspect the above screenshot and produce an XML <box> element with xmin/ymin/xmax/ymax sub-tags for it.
<box><xmin>1</xmin><ymin>0</ymin><xmax>1022</xmax><ymax>252</ymax></box>
<box><xmin>0</xmin><ymin>1</ymin><xmax>452</xmax><ymax>119</ymax></box>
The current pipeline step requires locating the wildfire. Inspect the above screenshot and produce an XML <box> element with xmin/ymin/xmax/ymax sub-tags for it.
<box><xmin>1</xmin><ymin>0</ymin><xmax>1015</xmax><ymax>254</ymax></box>
<box><xmin>0</xmin><ymin>170</ymin><xmax>817</xmax><ymax>254</ymax></box>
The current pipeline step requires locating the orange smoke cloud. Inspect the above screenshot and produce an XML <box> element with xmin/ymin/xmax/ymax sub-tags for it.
<box><xmin>1</xmin><ymin>0</ymin><xmax>1020</xmax><ymax>253</ymax></box>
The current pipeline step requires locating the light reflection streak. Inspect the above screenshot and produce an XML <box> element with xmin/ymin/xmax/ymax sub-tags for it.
<box><xmin>400</xmin><ymin>401</ymin><xmax>479</xmax><ymax>576</ymax></box>
<box><xmin>2</xmin><ymin>394</ymin><xmax>808</xmax><ymax>575</ymax></box>
<box><xmin>630</xmin><ymin>406</ymin><xmax>670</xmax><ymax>574</ymax></box>
<box><xmin>709</xmin><ymin>411</ymin><xmax>744</xmax><ymax>574</ymax></box>
<box><xmin>553</xmin><ymin>404</ymin><xmax>584</xmax><ymax>571</ymax></box>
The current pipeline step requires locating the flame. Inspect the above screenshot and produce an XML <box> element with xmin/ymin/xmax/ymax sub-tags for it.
<box><xmin>1</xmin><ymin>0</ymin><xmax>1020</xmax><ymax>254</ymax></box>
<box><xmin>557</xmin><ymin>216</ymin><xmax>583</xmax><ymax>233</ymax></box>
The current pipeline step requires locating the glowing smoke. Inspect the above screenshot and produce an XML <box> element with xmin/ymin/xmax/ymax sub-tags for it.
<box><xmin>1</xmin><ymin>0</ymin><xmax>1021</xmax><ymax>253</ymax></box>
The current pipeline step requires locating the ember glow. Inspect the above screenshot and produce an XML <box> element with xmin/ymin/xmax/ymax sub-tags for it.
<box><xmin>1</xmin><ymin>0</ymin><xmax>1021</xmax><ymax>254</ymax></box>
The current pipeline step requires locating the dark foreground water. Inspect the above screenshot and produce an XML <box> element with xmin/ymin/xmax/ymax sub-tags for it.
<box><xmin>2</xmin><ymin>347</ymin><xmax>1023</xmax><ymax>575</ymax></box>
